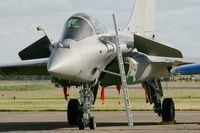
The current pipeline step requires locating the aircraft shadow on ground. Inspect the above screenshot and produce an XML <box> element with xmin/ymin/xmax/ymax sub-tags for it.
<box><xmin>0</xmin><ymin>121</ymin><xmax>199</xmax><ymax>132</ymax></box>
<box><xmin>0</xmin><ymin>122</ymin><xmax>68</xmax><ymax>132</ymax></box>
<box><xmin>97</xmin><ymin>122</ymin><xmax>159</xmax><ymax>127</ymax></box>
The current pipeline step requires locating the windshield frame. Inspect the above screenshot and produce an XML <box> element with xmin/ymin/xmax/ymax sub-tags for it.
<box><xmin>60</xmin><ymin>13</ymin><xmax>107</xmax><ymax>42</ymax></box>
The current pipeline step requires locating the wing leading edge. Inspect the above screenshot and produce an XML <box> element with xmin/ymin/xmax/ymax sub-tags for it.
<box><xmin>0</xmin><ymin>58</ymin><xmax>49</xmax><ymax>75</ymax></box>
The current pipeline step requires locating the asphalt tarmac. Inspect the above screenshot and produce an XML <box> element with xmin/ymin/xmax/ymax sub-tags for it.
<box><xmin>0</xmin><ymin>111</ymin><xmax>200</xmax><ymax>133</ymax></box>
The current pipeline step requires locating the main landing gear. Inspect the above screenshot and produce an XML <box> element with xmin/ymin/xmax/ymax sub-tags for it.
<box><xmin>143</xmin><ymin>80</ymin><xmax>175</xmax><ymax>123</ymax></box>
<box><xmin>67</xmin><ymin>84</ymin><xmax>96</xmax><ymax>130</ymax></box>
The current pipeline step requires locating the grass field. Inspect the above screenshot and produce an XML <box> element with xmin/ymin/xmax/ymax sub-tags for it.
<box><xmin>0</xmin><ymin>81</ymin><xmax>200</xmax><ymax>111</ymax></box>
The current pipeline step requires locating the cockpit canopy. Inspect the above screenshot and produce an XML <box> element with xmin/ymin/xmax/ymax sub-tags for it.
<box><xmin>61</xmin><ymin>13</ymin><xmax>107</xmax><ymax>41</ymax></box>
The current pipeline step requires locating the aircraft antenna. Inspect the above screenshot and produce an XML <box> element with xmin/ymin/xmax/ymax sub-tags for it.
<box><xmin>37</xmin><ymin>26</ymin><xmax>53</xmax><ymax>44</ymax></box>
<box><xmin>112</xmin><ymin>14</ymin><xmax>134</xmax><ymax>126</ymax></box>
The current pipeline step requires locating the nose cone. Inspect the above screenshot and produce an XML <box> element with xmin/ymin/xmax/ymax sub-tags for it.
<box><xmin>48</xmin><ymin>48</ymin><xmax>81</xmax><ymax>80</ymax></box>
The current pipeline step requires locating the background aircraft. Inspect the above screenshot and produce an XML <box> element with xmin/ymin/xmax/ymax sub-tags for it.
<box><xmin>0</xmin><ymin>0</ymin><xmax>199</xmax><ymax>130</ymax></box>
<box><xmin>172</xmin><ymin>64</ymin><xmax>200</xmax><ymax>75</ymax></box>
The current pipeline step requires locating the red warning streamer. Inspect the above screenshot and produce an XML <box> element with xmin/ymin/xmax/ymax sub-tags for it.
<box><xmin>63</xmin><ymin>86</ymin><xmax>69</xmax><ymax>101</ymax></box>
<box><xmin>101</xmin><ymin>86</ymin><xmax>105</xmax><ymax>105</ymax></box>
<box><xmin>116</xmin><ymin>84</ymin><xmax>121</xmax><ymax>105</ymax></box>
<box><xmin>116</xmin><ymin>84</ymin><xmax>121</xmax><ymax>94</ymax></box>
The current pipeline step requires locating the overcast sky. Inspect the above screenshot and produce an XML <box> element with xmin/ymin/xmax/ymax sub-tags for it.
<box><xmin>0</xmin><ymin>0</ymin><xmax>200</xmax><ymax>63</ymax></box>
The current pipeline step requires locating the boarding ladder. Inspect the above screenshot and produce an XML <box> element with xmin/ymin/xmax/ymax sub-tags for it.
<box><xmin>112</xmin><ymin>14</ymin><xmax>134</xmax><ymax>126</ymax></box>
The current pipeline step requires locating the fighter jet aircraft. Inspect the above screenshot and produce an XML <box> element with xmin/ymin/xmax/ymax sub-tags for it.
<box><xmin>0</xmin><ymin>0</ymin><xmax>199</xmax><ymax>130</ymax></box>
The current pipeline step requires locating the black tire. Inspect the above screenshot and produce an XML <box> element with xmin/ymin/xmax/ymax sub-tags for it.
<box><xmin>162</xmin><ymin>98</ymin><xmax>175</xmax><ymax>121</ymax></box>
<box><xmin>89</xmin><ymin>117</ymin><xmax>96</xmax><ymax>130</ymax></box>
<box><xmin>67</xmin><ymin>99</ymin><xmax>80</xmax><ymax>125</ymax></box>
<box><xmin>78</xmin><ymin>119</ymin><xmax>85</xmax><ymax>130</ymax></box>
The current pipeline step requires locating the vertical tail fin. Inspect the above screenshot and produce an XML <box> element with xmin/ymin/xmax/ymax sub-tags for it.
<box><xmin>124</xmin><ymin>0</ymin><xmax>155</xmax><ymax>38</ymax></box>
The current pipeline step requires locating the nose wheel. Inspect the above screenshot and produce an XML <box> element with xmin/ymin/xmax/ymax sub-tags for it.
<box><xmin>67</xmin><ymin>99</ymin><xmax>80</xmax><ymax>125</ymax></box>
<box><xmin>89</xmin><ymin>117</ymin><xmax>96</xmax><ymax>129</ymax></box>
<box><xmin>67</xmin><ymin>84</ymin><xmax>96</xmax><ymax>130</ymax></box>
<box><xmin>78</xmin><ymin>115</ymin><xmax>96</xmax><ymax>130</ymax></box>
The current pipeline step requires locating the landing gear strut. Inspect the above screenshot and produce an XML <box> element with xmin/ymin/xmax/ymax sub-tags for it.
<box><xmin>67</xmin><ymin>84</ymin><xmax>96</xmax><ymax>130</ymax></box>
<box><xmin>142</xmin><ymin>80</ymin><xmax>163</xmax><ymax>116</ymax></box>
<box><xmin>79</xmin><ymin>84</ymin><xmax>96</xmax><ymax>130</ymax></box>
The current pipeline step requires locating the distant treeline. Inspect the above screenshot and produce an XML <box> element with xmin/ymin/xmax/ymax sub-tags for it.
<box><xmin>0</xmin><ymin>75</ymin><xmax>199</xmax><ymax>82</ymax></box>
<box><xmin>0</xmin><ymin>75</ymin><xmax>51</xmax><ymax>80</ymax></box>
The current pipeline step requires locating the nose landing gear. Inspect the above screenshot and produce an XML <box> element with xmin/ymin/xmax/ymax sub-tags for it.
<box><xmin>67</xmin><ymin>84</ymin><xmax>96</xmax><ymax>130</ymax></box>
